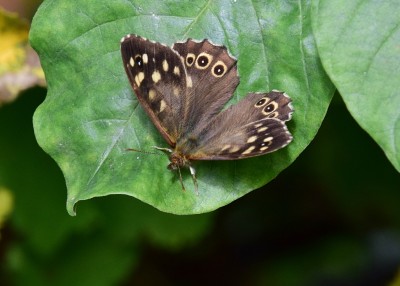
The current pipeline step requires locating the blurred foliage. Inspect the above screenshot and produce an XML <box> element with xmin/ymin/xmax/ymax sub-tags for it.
<box><xmin>0</xmin><ymin>187</ymin><xmax>13</xmax><ymax>234</ymax></box>
<box><xmin>0</xmin><ymin>8</ymin><xmax>45</xmax><ymax>105</ymax></box>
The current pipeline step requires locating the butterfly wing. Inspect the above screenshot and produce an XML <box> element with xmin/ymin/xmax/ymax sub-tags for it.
<box><xmin>180</xmin><ymin>91</ymin><xmax>294</xmax><ymax>160</ymax></box>
<box><xmin>172</xmin><ymin>39</ymin><xmax>239</xmax><ymax>137</ymax></box>
<box><xmin>120</xmin><ymin>34</ymin><xmax>188</xmax><ymax>146</ymax></box>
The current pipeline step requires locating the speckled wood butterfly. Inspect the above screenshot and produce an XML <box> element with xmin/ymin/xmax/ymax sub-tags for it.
<box><xmin>120</xmin><ymin>34</ymin><xmax>293</xmax><ymax>191</ymax></box>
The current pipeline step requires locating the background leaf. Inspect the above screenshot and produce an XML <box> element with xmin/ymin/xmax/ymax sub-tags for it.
<box><xmin>30</xmin><ymin>0</ymin><xmax>334</xmax><ymax>215</ymax></box>
<box><xmin>312</xmin><ymin>0</ymin><xmax>400</xmax><ymax>171</ymax></box>
<box><xmin>0</xmin><ymin>8</ymin><xmax>45</xmax><ymax>105</ymax></box>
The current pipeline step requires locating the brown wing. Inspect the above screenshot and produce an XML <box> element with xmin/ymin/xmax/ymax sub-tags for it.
<box><xmin>172</xmin><ymin>39</ymin><xmax>239</xmax><ymax>137</ymax></box>
<box><xmin>178</xmin><ymin>91</ymin><xmax>294</xmax><ymax>160</ymax></box>
<box><xmin>120</xmin><ymin>34</ymin><xmax>187</xmax><ymax>146</ymax></box>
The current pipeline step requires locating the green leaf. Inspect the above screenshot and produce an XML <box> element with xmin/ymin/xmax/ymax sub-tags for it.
<box><xmin>312</xmin><ymin>0</ymin><xmax>400</xmax><ymax>172</ymax></box>
<box><xmin>30</xmin><ymin>0</ymin><xmax>334</xmax><ymax>215</ymax></box>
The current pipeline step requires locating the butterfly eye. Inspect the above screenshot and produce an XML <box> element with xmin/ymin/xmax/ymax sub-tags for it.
<box><xmin>212</xmin><ymin>61</ymin><xmax>227</xmax><ymax>77</ymax></box>
<box><xmin>195</xmin><ymin>52</ymin><xmax>213</xmax><ymax>69</ymax></box>
<box><xmin>186</xmin><ymin>53</ymin><xmax>195</xmax><ymax>66</ymax></box>
<box><xmin>135</xmin><ymin>55</ymin><xmax>143</xmax><ymax>67</ymax></box>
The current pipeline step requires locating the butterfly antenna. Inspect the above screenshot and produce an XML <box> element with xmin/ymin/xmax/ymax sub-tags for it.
<box><xmin>189</xmin><ymin>166</ymin><xmax>199</xmax><ymax>195</ymax></box>
<box><xmin>126</xmin><ymin>148</ymin><xmax>163</xmax><ymax>155</ymax></box>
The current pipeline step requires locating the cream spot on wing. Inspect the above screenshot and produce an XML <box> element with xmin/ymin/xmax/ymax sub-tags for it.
<box><xmin>129</xmin><ymin>57</ymin><xmax>134</xmax><ymax>67</ymax></box>
<box><xmin>242</xmin><ymin>146</ymin><xmax>256</xmax><ymax>155</ymax></box>
<box><xmin>187</xmin><ymin>76</ymin><xmax>193</xmax><ymax>88</ymax></box>
<box><xmin>258</xmin><ymin>127</ymin><xmax>268</xmax><ymax>133</ymax></box>
<box><xmin>134</xmin><ymin>72</ymin><xmax>145</xmax><ymax>86</ymax></box>
<box><xmin>173</xmin><ymin>86</ymin><xmax>180</xmax><ymax>96</ymax></box>
<box><xmin>159</xmin><ymin>100</ymin><xmax>166</xmax><ymax>112</ymax></box>
<box><xmin>142</xmin><ymin>53</ymin><xmax>148</xmax><ymax>64</ymax></box>
<box><xmin>148</xmin><ymin>89</ymin><xmax>156</xmax><ymax>101</ymax></box>
<box><xmin>254</xmin><ymin>123</ymin><xmax>263</xmax><ymax>128</ymax></box>
<box><xmin>260</xmin><ymin>146</ymin><xmax>269</xmax><ymax>151</ymax></box>
<box><xmin>152</xmin><ymin>70</ymin><xmax>161</xmax><ymax>83</ymax></box>
<box><xmin>173</xmin><ymin>66</ymin><xmax>180</xmax><ymax>76</ymax></box>
<box><xmin>221</xmin><ymin>145</ymin><xmax>231</xmax><ymax>151</ymax></box>
<box><xmin>138</xmin><ymin>72</ymin><xmax>144</xmax><ymax>81</ymax></box>
<box><xmin>162</xmin><ymin>60</ymin><xmax>169</xmax><ymax>72</ymax></box>
<box><xmin>247</xmin><ymin>136</ymin><xmax>257</xmax><ymax>143</ymax></box>
<box><xmin>263</xmin><ymin>136</ymin><xmax>273</xmax><ymax>142</ymax></box>
<box><xmin>229</xmin><ymin>146</ymin><xmax>240</xmax><ymax>153</ymax></box>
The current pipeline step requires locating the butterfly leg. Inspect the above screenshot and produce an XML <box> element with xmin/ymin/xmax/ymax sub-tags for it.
<box><xmin>189</xmin><ymin>166</ymin><xmax>198</xmax><ymax>195</ymax></box>
<box><xmin>152</xmin><ymin>146</ymin><xmax>173</xmax><ymax>153</ymax></box>
<box><xmin>176</xmin><ymin>166</ymin><xmax>186</xmax><ymax>192</ymax></box>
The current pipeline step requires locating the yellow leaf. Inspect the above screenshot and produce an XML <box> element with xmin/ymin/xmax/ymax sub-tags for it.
<box><xmin>0</xmin><ymin>8</ymin><xmax>46</xmax><ymax>105</ymax></box>
<box><xmin>0</xmin><ymin>187</ymin><xmax>14</xmax><ymax>238</ymax></box>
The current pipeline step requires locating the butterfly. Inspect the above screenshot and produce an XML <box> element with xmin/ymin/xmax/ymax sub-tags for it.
<box><xmin>120</xmin><ymin>34</ymin><xmax>293</xmax><ymax>192</ymax></box>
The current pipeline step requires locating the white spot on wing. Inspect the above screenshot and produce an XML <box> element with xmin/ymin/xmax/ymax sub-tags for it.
<box><xmin>159</xmin><ymin>100</ymin><xmax>166</xmax><ymax>112</ymax></box>
<box><xmin>142</xmin><ymin>53</ymin><xmax>148</xmax><ymax>64</ymax></box>
<box><xmin>148</xmin><ymin>89</ymin><xmax>156</xmax><ymax>101</ymax></box>
<box><xmin>187</xmin><ymin>76</ymin><xmax>193</xmax><ymax>88</ymax></box>
<box><xmin>162</xmin><ymin>60</ymin><xmax>169</xmax><ymax>72</ymax></box>
<box><xmin>221</xmin><ymin>145</ymin><xmax>231</xmax><ymax>151</ymax></box>
<box><xmin>134</xmin><ymin>72</ymin><xmax>145</xmax><ymax>86</ymax></box>
<box><xmin>173</xmin><ymin>86</ymin><xmax>180</xmax><ymax>96</ymax></box>
<box><xmin>229</xmin><ymin>146</ymin><xmax>240</xmax><ymax>153</ymax></box>
<box><xmin>247</xmin><ymin>136</ymin><xmax>257</xmax><ymax>143</ymax></box>
<box><xmin>242</xmin><ymin>146</ymin><xmax>255</xmax><ymax>155</ymax></box>
<box><xmin>152</xmin><ymin>70</ymin><xmax>161</xmax><ymax>83</ymax></box>
<box><xmin>174</xmin><ymin>66</ymin><xmax>180</xmax><ymax>76</ymax></box>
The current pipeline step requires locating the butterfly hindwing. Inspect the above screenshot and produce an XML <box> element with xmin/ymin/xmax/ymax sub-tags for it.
<box><xmin>182</xmin><ymin>91</ymin><xmax>293</xmax><ymax>160</ymax></box>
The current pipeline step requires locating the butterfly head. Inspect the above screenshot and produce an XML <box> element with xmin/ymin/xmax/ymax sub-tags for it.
<box><xmin>167</xmin><ymin>152</ymin><xmax>189</xmax><ymax>170</ymax></box>
<box><xmin>167</xmin><ymin>151</ymin><xmax>198</xmax><ymax>192</ymax></box>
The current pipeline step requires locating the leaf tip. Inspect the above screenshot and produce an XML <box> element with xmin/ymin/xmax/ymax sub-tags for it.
<box><xmin>66</xmin><ymin>196</ymin><xmax>78</xmax><ymax>216</ymax></box>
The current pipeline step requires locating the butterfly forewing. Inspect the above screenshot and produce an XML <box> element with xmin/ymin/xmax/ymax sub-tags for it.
<box><xmin>121</xmin><ymin>35</ymin><xmax>188</xmax><ymax>146</ymax></box>
<box><xmin>172</xmin><ymin>39</ymin><xmax>239</xmax><ymax>136</ymax></box>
